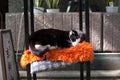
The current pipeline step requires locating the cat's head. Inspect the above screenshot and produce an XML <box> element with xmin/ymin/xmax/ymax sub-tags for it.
<box><xmin>69</xmin><ymin>30</ymin><xmax>86</xmax><ymax>46</ymax></box>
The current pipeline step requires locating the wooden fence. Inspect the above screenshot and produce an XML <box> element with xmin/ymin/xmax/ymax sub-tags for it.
<box><xmin>5</xmin><ymin>12</ymin><xmax>120</xmax><ymax>52</ymax></box>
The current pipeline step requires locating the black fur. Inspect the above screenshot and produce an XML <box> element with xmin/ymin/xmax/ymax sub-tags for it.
<box><xmin>28</xmin><ymin>29</ymin><xmax>85</xmax><ymax>56</ymax></box>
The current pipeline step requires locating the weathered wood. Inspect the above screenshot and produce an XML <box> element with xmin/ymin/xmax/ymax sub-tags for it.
<box><xmin>44</xmin><ymin>13</ymin><xmax>54</xmax><ymax>29</ymax></box>
<box><xmin>90</xmin><ymin>13</ymin><xmax>102</xmax><ymax>51</ymax></box>
<box><xmin>82</xmin><ymin>13</ymin><xmax>86</xmax><ymax>33</ymax></box>
<box><xmin>0</xmin><ymin>29</ymin><xmax>20</xmax><ymax>80</ymax></box>
<box><xmin>112</xmin><ymin>14</ymin><xmax>120</xmax><ymax>51</ymax></box>
<box><xmin>6</xmin><ymin>13</ymin><xmax>17</xmax><ymax>50</ymax></box>
<box><xmin>34</xmin><ymin>13</ymin><xmax>44</xmax><ymax>31</ymax></box>
<box><xmin>15</xmin><ymin>13</ymin><xmax>24</xmax><ymax>51</ymax></box>
<box><xmin>0</xmin><ymin>30</ymin><xmax>6</xmax><ymax>80</ymax></box>
<box><xmin>6</xmin><ymin>13</ymin><xmax>25</xmax><ymax>51</ymax></box>
<box><xmin>63</xmin><ymin>13</ymin><xmax>72</xmax><ymax>30</ymax></box>
<box><xmin>103</xmin><ymin>13</ymin><xmax>113</xmax><ymax>51</ymax></box>
<box><xmin>103</xmin><ymin>13</ymin><xmax>120</xmax><ymax>51</ymax></box>
<box><xmin>53</xmin><ymin>13</ymin><xmax>63</xmax><ymax>30</ymax></box>
<box><xmin>72</xmin><ymin>13</ymin><xmax>79</xmax><ymax>31</ymax></box>
<box><xmin>5</xmin><ymin>12</ymin><xmax>120</xmax><ymax>52</ymax></box>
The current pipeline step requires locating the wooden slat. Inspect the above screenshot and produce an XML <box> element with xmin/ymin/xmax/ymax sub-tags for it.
<box><xmin>71</xmin><ymin>13</ymin><xmax>79</xmax><ymax>31</ymax></box>
<box><xmin>82</xmin><ymin>13</ymin><xmax>86</xmax><ymax>33</ymax></box>
<box><xmin>53</xmin><ymin>13</ymin><xmax>63</xmax><ymax>30</ymax></box>
<box><xmin>90</xmin><ymin>12</ymin><xmax>102</xmax><ymax>51</ymax></box>
<box><xmin>62</xmin><ymin>13</ymin><xmax>72</xmax><ymax>31</ymax></box>
<box><xmin>44</xmin><ymin>13</ymin><xmax>54</xmax><ymax>29</ymax></box>
<box><xmin>103</xmin><ymin>13</ymin><xmax>113</xmax><ymax>51</ymax></box>
<box><xmin>112</xmin><ymin>13</ymin><xmax>120</xmax><ymax>51</ymax></box>
<box><xmin>6</xmin><ymin>12</ymin><xmax>120</xmax><ymax>52</ymax></box>
<box><xmin>6</xmin><ymin>13</ymin><xmax>17</xmax><ymax>50</ymax></box>
<box><xmin>15</xmin><ymin>13</ymin><xmax>24</xmax><ymax>51</ymax></box>
<box><xmin>34</xmin><ymin>13</ymin><xmax>44</xmax><ymax>31</ymax></box>
<box><xmin>0</xmin><ymin>29</ymin><xmax>20</xmax><ymax>80</ymax></box>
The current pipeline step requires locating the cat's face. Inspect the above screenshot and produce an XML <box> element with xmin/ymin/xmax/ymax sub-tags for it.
<box><xmin>69</xmin><ymin>30</ymin><xmax>85</xmax><ymax>46</ymax></box>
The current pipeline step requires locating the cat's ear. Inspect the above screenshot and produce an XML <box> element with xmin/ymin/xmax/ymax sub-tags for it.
<box><xmin>69</xmin><ymin>30</ymin><xmax>73</xmax><ymax>37</ymax></box>
<box><xmin>69</xmin><ymin>30</ymin><xmax>78</xmax><ymax>36</ymax></box>
<box><xmin>69</xmin><ymin>30</ymin><xmax>75</xmax><ymax>35</ymax></box>
<box><xmin>77</xmin><ymin>31</ymin><xmax>86</xmax><ymax>42</ymax></box>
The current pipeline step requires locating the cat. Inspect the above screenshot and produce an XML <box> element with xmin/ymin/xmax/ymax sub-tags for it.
<box><xmin>28</xmin><ymin>29</ymin><xmax>85</xmax><ymax>56</ymax></box>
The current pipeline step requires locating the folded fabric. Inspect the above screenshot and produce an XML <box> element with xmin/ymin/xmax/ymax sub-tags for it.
<box><xmin>20</xmin><ymin>41</ymin><xmax>94</xmax><ymax>69</ymax></box>
<box><xmin>31</xmin><ymin>61</ymin><xmax>72</xmax><ymax>74</ymax></box>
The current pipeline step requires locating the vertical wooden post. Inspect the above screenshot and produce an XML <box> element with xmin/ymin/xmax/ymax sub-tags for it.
<box><xmin>23</xmin><ymin>0</ymin><xmax>29</xmax><ymax>48</ymax></box>
<box><xmin>30</xmin><ymin>0</ymin><xmax>36</xmax><ymax>79</ymax></box>
<box><xmin>23</xmin><ymin>0</ymin><xmax>31</xmax><ymax>80</ymax></box>
<box><xmin>80</xmin><ymin>62</ymin><xmax>84</xmax><ymax>80</ymax></box>
<box><xmin>85</xmin><ymin>0</ymin><xmax>90</xmax><ymax>42</ymax></box>
<box><xmin>78</xmin><ymin>0</ymin><xmax>83</xmax><ymax>31</ymax></box>
<box><xmin>86</xmin><ymin>61</ymin><xmax>91</xmax><ymax>80</ymax></box>
<box><xmin>30</xmin><ymin>0</ymin><xmax>34</xmax><ymax>34</ymax></box>
<box><xmin>85</xmin><ymin>0</ymin><xmax>91</xmax><ymax>80</ymax></box>
<box><xmin>78</xmin><ymin>0</ymin><xmax>84</xmax><ymax>80</ymax></box>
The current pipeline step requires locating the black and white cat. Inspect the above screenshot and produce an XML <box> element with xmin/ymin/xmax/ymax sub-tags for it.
<box><xmin>28</xmin><ymin>29</ymin><xmax>85</xmax><ymax>56</ymax></box>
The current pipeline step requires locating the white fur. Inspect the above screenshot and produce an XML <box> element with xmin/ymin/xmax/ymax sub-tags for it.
<box><xmin>35</xmin><ymin>44</ymin><xmax>58</xmax><ymax>50</ymax></box>
<box><xmin>49</xmin><ymin>46</ymin><xmax>58</xmax><ymax>49</ymax></box>
<box><xmin>71</xmin><ymin>38</ymin><xmax>80</xmax><ymax>47</ymax></box>
<box><xmin>69</xmin><ymin>30</ymin><xmax>73</xmax><ymax>37</ymax></box>
<box><xmin>35</xmin><ymin>44</ymin><xmax>49</xmax><ymax>50</ymax></box>
<box><xmin>35</xmin><ymin>44</ymin><xmax>42</xmax><ymax>50</ymax></box>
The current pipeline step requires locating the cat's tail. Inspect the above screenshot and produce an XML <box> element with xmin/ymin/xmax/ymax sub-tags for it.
<box><xmin>29</xmin><ymin>42</ymin><xmax>49</xmax><ymax>56</ymax></box>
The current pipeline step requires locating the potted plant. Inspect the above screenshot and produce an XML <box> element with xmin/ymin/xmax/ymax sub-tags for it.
<box><xmin>34</xmin><ymin>0</ymin><xmax>44</xmax><ymax>13</ymax></box>
<box><xmin>45</xmin><ymin>0</ymin><xmax>60</xmax><ymax>13</ymax></box>
<box><xmin>105</xmin><ymin>0</ymin><xmax>118</xmax><ymax>13</ymax></box>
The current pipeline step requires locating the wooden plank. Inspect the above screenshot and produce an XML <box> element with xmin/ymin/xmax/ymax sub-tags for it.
<box><xmin>53</xmin><ymin>13</ymin><xmax>63</xmax><ymax>30</ymax></box>
<box><xmin>90</xmin><ymin>12</ymin><xmax>102</xmax><ymax>51</ymax></box>
<box><xmin>6</xmin><ymin>12</ymin><xmax>120</xmax><ymax>52</ymax></box>
<box><xmin>71</xmin><ymin>13</ymin><xmax>79</xmax><ymax>31</ymax></box>
<box><xmin>0</xmin><ymin>29</ymin><xmax>20</xmax><ymax>80</ymax></box>
<box><xmin>15</xmin><ymin>13</ymin><xmax>24</xmax><ymax>51</ymax></box>
<box><xmin>103</xmin><ymin>13</ymin><xmax>113</xmax><ymax>51</ymax></box>
<box><xmin>0</xmin><ymin>30</ymin><xmax>6</xmax><ymax>80</ymax></box>
<box><xmin>112</xmin><ymin>13</ymin><xmax>120</xmax><ymax>51</ymax></box>
<box><xmin>5</xmin><ymin>13</ymin><xmax>17</xmax><ymax>51</ymax></box>
<box><xmin>63</xmin><ymin>13</ymin><xmax>72</xmax><ymax>31</ymax></box>
<box><xmin>34</xmin><ymin>13</ymin><xmax>44</xmax><ymax>31</ymax></box>
<box><xmin>44</xmin><ymin>13</ymin><xmax>54</xmax><ymax>29</ymax></box>
<box><xmin>82</xmin><ymin>13</ymin><xmax>86</xmax><ymax>33</ymax></box>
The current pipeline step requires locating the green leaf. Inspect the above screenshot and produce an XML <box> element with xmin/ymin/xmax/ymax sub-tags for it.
<box><xmin>46</xmin><ymin>0</ymin><xmax>52</xmax><ymax>8</ymax></box>
<box><xmin>52</xmin><ymin>0</ymin><xmax>59</xmax><ymax>8</ymax></box>
<box><xmin>46</xmin><ymin>0</ymin><xmax>59</xmax><ymax>9</ymax></box>
<box><xmin>34</xmin><ymin>0</ymin><xmax>44</xmax><ymax>7</ymax></box>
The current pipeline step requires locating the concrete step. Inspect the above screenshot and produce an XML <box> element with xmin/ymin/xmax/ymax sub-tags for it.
<box><xmin>92</xmin><ymin>53</ymin><xmax>120</xmax><ymax>70</ymax></box>
<box><xmin>19</xmin><ymin>70</ymin><xmax>120</xmax><ymax>80</ymax></box>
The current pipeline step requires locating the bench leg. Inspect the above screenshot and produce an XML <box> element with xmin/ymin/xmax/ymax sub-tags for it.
<box><xmin>27</xmin><ymin>64</ymin><xmax>32</xmax><ymax>80</ymax></box>
<box><xmin>80</xmin><ymin>62</ymin><xmax>84</xmax><ymax>80</ymax></box>
<box><xmin>33</xmin><ymin>73</ymin><xmax>37</xmax><ymax>80</ymax></box>
<box><xmin>86</xmin><ymin>61</ymin><xmax>91</xmax><ymax>80</ymax></box>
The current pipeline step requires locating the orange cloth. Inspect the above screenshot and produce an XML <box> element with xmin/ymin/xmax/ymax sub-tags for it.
<box><xmin>20</xmin><ymin>41</ymin><xmax>94</xmax><ymax>68</ymax></box>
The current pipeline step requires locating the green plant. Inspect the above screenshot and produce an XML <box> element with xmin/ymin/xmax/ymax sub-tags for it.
<box><xmin>105</xmin><ymin>0</ymin><xmax>114</xmax><ymax>6</ymax></box>
<box><xmin>34</xmin><ymin>0</ymin><xmax>44</xmax><ymax>7</ymax></box>
<box><xmin>45</xmin><ymin>0</ymin><xmax>59</xmax><ymax>9</ymax></box>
